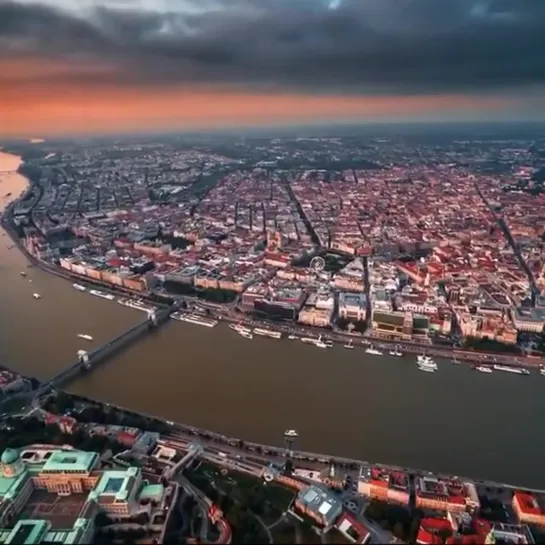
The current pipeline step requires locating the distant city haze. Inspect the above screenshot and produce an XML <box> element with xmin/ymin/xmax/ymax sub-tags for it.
<box><xmin>1</xmin><ymin>150</ymin><xmax>545</xmax><ymax>489</ymax></box>
<box><xmin>1</xmin><ymin>0</ymin><xmax>545</xmax><ymax>136</ymax></box>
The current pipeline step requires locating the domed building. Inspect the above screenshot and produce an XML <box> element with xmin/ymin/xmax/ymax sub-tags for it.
<box><xmin>0</xmin><ymin>445</ymin><xmax>171</xmax><ymax>544</ymax></box>
<box><xmin>0</xmin><ymin>447</ymin><xmax>32</xmax><ymax>528</ymax></box>
<box><xmin>0</xmin><ymin>448</ymin><xmax>24</xmax><ymax>478</ymax></box>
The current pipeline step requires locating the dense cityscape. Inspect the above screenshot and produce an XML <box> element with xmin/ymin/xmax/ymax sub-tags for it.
<box><xmin>2</xmin><ymin>0</ymin><xmax>545</xmax><ymax>539</ymax></box>
<box><xmin>7</xmin><ymin>132</ymin><xmax>545</xmax><ymax>364</ymax></box>
<box><xmin>1</xmin><ymin>126</ymin><xmax>545</xmax><ymax>543</ymax></box>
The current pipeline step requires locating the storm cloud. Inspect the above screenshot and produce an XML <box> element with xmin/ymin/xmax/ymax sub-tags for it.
<box><xmin>2</xmin><ymin>0</ymin><xmax>545</xmax><ymax>94</ymax></box>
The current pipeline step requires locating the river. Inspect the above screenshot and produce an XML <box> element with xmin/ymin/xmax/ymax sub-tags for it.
<box><xmin>1</xmin><ymin>151</ymin><xmax>544</xmax><ymax>488</ymax></box>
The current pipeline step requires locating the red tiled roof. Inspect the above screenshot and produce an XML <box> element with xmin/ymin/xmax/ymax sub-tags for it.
<box><xmin>445</xmin><ymin>535</ymin><xmax>482</xmax><ymax>545</ymax></box>
<box><xmin>416</xmin><ymin>527</ymin><xmax>443</xmax><ymax>545</ymax></box>
<box><xmin>470</xmin><ymin>519</ymin><xmax>491</xmax><ymax>537</ymax></box>
<box><xmin>421</xmin><ymin>518</ymin><xmax>452</xmax><ymax>532</ymax></box>
<box><xmin>116</xmin><ymin>431</ymin><xmax>138</xmax><ymax>445</ymax></box>
<box><xmin>514</xmin><ymin>491</ymin><xmax>543</xmax><ymax>516</ymax></box>
<box><xmin>370</xmin><ymin>479</ymin><xmax>388</xmax><ymax>488</ymax></box>
<box><xmin>336</xmin><ymin>513</ymin><xmax>370</xmax><ymax>543</ymax></box>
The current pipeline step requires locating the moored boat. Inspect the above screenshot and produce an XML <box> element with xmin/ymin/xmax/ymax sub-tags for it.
<box><xmin>89</xmin><ymin>289</ymin><xmax>115</xmax><ymax>301</ymax></box>
<box><xmin>474</xmin><ymin>365</ymin><xmax>493</xmax><ymax>374</ymax></box>
<box><xmin>417</xmin><ymin>355</ymin><xmax>438</xmax><ymax>373</ymax></box>
<box><xmin>389</xmin><ymin>345</ymin><xmax>403</xmax><ymax>357</ymax></box>
<box><xmin>253</xmin><ymin>327</ymin><xmax>282</xmax><ymax>339</ymax></box>
<box><xmin>172</xmin><ymin>313</ymin><xmax>218</xmax><ymax>328</ymax></box>
<box><xmin>493</xmin><ymin>364</ymin><xmax>530</xmax><ymax>376</ymax></box>
<box><xmin>237</xmin><ymin>329</ymin><xmax>253</xmax><ymax>339</ymax></box>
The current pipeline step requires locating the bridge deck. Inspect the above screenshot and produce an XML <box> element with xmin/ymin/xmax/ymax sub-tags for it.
<box><xmin>43</xmin><ymin>307</ymin><xmax>171</xmax><ymax>390</ymax></box>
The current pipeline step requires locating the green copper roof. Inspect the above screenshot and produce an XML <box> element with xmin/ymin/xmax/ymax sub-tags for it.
<box><xmin>1</xmin><ymin>448</ymin><xmax>20</xmax><ymax>465</ymax></box>
<box><xmin>88</xmin><ymin>467</ymin><xmax>138</xmax><ymax>503</ymax></box>
<box><xmin>41</xmin><ymin>450</ymin><xmax>98</xmax><ymax>473</ymax></box>
<box><xmin>0</xmin><ymin>470</ymin><xmax>28</xmax><ymax>499</ymax></box>
<box><xmin>4</xmin><ymin>520</ymin><xmax>50</xmax><ymax>545</ymax></box>
<box><xmin>138</xmin><ymin>483</ymin><xmax>164</xmax><ymax>499</ymax></box>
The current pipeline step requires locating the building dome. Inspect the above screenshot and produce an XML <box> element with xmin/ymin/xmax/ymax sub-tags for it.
<box><xmin>1</xmin><ymin>448</ymin><xmax>20</xmax><ymax>465</ymax></box>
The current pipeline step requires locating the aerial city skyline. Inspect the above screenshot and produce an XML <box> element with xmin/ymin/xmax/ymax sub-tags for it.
<box><xmin>1</xmin><ymin>0</ymin><xmax>545</xmax><ymax>136</ymax></box>
<box><xmin>2</xmin><ymin>2</ymin><xmax>545</xmax><ymax>544</ymax></box>
<box><xmin>2</xmin><ymin>129</ymin><xmax>545</xmax><ymax>543</ymax></box>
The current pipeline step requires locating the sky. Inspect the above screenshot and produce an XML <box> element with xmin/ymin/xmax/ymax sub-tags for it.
<box><xmin>1</xmin><ymin>0</ymin><xmax>545</xmax><ymax>137</ymax></box>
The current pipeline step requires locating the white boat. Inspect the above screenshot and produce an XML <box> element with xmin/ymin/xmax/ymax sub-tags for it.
<box><xmin>417</xmin><ymin>355</ymin><xmax>438</xmax><ymax>372</ymax></box>
<box><xmin>77</xmin><ymin>334</ymin><xmax>93</xmax><ymax>341</ymax></box>
<box><xmin>89</xmin><ymin>289</ymin><xmax>115</xmax><ymax>301</ymax></box>
<box><xmin>253</xmin><ymin>327</ymin><xmax>282</xmax><ymax>339</ymax></box>
<box><xmin>344</xmin><ymin>340</ymin><xmax>354</xmax><ymax>350</ymax></box>
<box><xmin>73</xmin><ymin>283</ymin><xmax>86</xmax><ymax>292</ymax></box>
<box><xmin>365</xmin><ymin>346</ymin><xmax>383</xmax><ymax>356</ymax></box>
<box><xmin>314</xmin><ymin>334</ymin><xmax>332</xmax><ymax>348</ymax></box>
<box><xmin>237</xmin><ymin>329</ymin><xmax>253</xmax><ymax>340</ymax></box>
<box><xmin>288</xmin><ymin>335</ymin><xmax>298</xmax><ymax>340</ymax></box>
<box><xmin>417</xmin><ymin>354</ymin><xmax>435</xmax><ymax>366</ymax></box>
<box><xmin>540</xmin><ymin>366</ymin><xmax>545</xmax><ymax>376</ymax></box>
<box><xmin>172</xmin><ymin>313</ymin><xmax>218</xmax><ymax>328</ymax></box>
<box><xmin>284</xmin><ymin>429</ymin><xmax>298</xmax><ymax>438</ymax></box>
<box><xmin>32</xmin><ymin>293</ymin><xmax>41</xmax><ymax>299</ymax></box>
<box><xmin>389</xmin><ymin>346</ymin><xmax>403</xmax><ymax>356</ymax></box>
<box><xmin>229</xmin><ymin>322</ymin><xmax>250</xmax><ymax>332</ymax></box>
<box><xmin>20</xmin><ymin>271</ymin><xmax>27</xmax><ymax>277</ymax></box>
<box><xmin>474</xmin><ymin>365</ymin><xmax>493</xmax><ymax>374</ymax></box>
<box><xmin>118</xmin><ymin>297</ymin><xmax>155</xmax><ymax>313</ymax></box>
<box><xmin>493</xmin><ymin>364</ymin><xmax>530</xmax><ymax>376</ymax></box>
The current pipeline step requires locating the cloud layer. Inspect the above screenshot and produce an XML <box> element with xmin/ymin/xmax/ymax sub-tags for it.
<box><xmin>2</xmin><ymin>0</ymin><xmax>545</xmax><ymax>94</ymax></box>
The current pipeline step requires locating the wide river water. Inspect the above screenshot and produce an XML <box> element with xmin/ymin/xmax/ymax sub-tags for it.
<box><xmin>1</xmin><ymin>151</ymin><xmax>544</xmax><ymax>488</ymax></box>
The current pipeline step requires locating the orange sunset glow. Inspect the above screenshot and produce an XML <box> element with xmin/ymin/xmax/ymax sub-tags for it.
<box><xmin>0</xmin><ymin>82</ymin><xmax>514</xmax><ymax>137</ymax></box>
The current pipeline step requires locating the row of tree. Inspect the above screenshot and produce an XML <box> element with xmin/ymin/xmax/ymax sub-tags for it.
<box><xmin>0</xmin><ymin>416</ymin><xmax>126</xmax><ymax>455</ymax></box>
<box><xmin>365</xmin><ymin>499</ymin><xmax>423</xmax><ymax>542</ymax></box>
<box><xmin>186</xmin><ymin>464</ymin><xmax>293</xmax><ymax>544</ymax></box>
<box><xmin>44</xmin><ymin>392</ymin><xmax>171</xmax><ymax>434</ymax></box>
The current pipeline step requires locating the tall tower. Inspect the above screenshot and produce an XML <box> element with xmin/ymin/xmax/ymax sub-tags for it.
<box><xmin>267</xmin><ymin>230</ymin><xmax>283</xmax><ymax>251</ymax></box>
<box><xmin>283</xmin><ymin>429</ymin><xmax>298</xmax><ymax>453</ymax></box>
<box><xmin>78</xmin><ymin>350</ymin><xmax>90</xmax><ymax>369</ymax></box>
<box><xmin>328</xmin><ymin>459</ymin><xmax>336</xmax><ymax>479</ymax></box>
<box><xmin>148</xmin><ymin>310</ymin><xmax>158</xmax><ymax>326</ymax></box>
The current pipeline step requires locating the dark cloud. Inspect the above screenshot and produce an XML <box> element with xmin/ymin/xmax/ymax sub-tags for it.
<box><xmin>1</xmin><ymin>0</ymin><xmax>545</xmax><ymax>94</ymax></box>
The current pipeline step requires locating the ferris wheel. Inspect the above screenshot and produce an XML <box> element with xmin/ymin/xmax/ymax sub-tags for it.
<box><xmin>310</xmin><ymin>256</ymin><xmax>326</xmax><ymax>273</ymax></box>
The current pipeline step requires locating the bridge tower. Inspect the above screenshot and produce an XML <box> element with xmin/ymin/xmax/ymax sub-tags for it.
<box><xmin>147</xmin><ymin>310</ymin><xmax>158</xmax><ymax>327</ymax></box>
<box><xmin>77</xmin><ymin>350</ymin><xmax>91</xmax><ymax>369</ymax></box>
